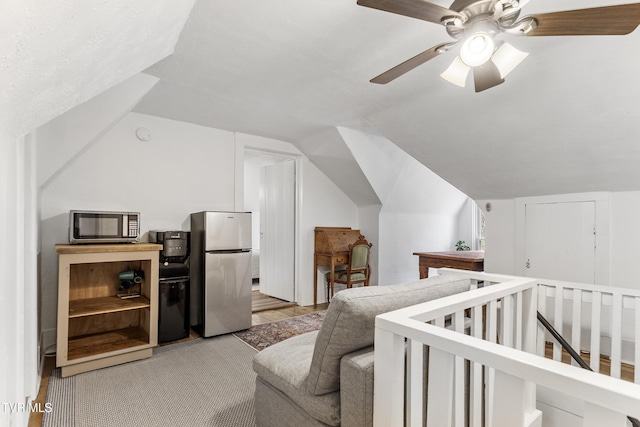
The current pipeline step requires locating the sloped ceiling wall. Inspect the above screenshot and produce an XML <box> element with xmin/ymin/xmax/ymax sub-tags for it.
<box><xmin>135</xmin><ymin>0</ymin><xmax>640</xmax><ymax>201</ymax></box>
<box><xmin>0</xmin><ymin>0</ymin><xmax>196</xmax><ymax>141</ymax></box>
<box><xmin>5</xmin><ymin>0</ymin><xmax>640</xmax><ymax>201</ymax></box>
<box><xmin>297</xmin><ymin>127</ymin><xmax>380</xmax><ymax>206</ymax></box>
<box><xmin>36</xmin><ymin>74</ymin><xmax>159</xmax><ymax>189</ymax></box>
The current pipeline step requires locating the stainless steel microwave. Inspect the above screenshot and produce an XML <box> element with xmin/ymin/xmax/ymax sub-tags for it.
<box><xmin>69</xmin><ymin>210</ymin><xmax>140</xmax><ymax>244</ymax></box>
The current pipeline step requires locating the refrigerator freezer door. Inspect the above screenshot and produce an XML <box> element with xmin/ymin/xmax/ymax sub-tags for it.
<box><xmin>203</xmin><ymin>250</ymin><xmax>252</xmax><ymax>337</ymax></box>
<box><xmin>205</xmin><ymin>212</ymin><xmax>252</xmax><ymax>251</ymax></box>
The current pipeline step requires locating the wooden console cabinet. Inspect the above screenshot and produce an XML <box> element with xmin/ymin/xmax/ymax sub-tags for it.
<box><xmin>55</xmin><ymin>243</ymin><xmax>161</xmax><ymax>377</ymax></box>
<box><xmin>413</xmin><ymin>250</ymin><xmax>484</xmax><ymax>279</ymax></box>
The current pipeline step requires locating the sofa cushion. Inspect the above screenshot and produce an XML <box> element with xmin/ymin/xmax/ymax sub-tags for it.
<box><xmin>253</xmin><ymin>330</ymin><xmax>341</xmax><ymax>426</ymax></box>
<box><xmin>306</xmin><ymin>274</ymin><xmax>471</xmax><ymax>396</ymax></box>
<box><xmin>340</xmin><ymin>346</ymin><xmax>375</xmax><ymax>427</ymax></box>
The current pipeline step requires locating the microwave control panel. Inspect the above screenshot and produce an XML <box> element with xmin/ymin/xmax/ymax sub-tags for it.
<box><xmin>127</xmin><ymin>217</ymin><xmax>139</xmax><ymax>237</ymax></box>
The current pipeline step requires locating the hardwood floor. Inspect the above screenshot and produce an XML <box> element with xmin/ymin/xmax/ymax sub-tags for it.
<box><xmin>544</xmin><ymin>342</ymin><xmax>635</xmax><ymax>383</ymax></box>
<box><xmin>252</xmin><ymin>301</ymin><xmax>328</xmax><ymax>325</ymax></box>
<box><xmin>28</xmin><ymin>356</ymin><xmax>55</xmax><ymax>427</ymax></box>
<box><xmin>251</xmin><ymin>290</ymin><xmax>296</xmax><ymax>313</ymax></box>
<box><xmin>28</xmin><ymin>299</ymin><xmax>328</xmax><ymax>426</ymax></box>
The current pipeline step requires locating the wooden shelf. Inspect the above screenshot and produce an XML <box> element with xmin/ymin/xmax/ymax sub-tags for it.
<box><xmin>56</xmin><ymin>243</ymin><xmax>162</xmax><ymax>255</ymax></box>
<box><xmin>67</xmin><ymin>327</ymin><xmax>150</xmax><ymax>361</ymax></box>
<box><xmin>69</xmin><ymin>295</ymin><xmax>151</xmax><ymax>318</ymax></box>
<box><xmin>57</xmin><ymin>244</ymin><xmax>159</xmax><ymax>375</ymax></box>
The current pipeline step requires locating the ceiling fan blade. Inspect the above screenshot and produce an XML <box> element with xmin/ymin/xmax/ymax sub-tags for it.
<box><xmin>440</xmin><ymin>56</ymin><xmax>470</xmax><ymax>87</ymax></box>
<box><xmin>526</xmin><ymin>4</ymin><xmax>640</xmax><ymax>36</ymax></box>
<box><xmin>357</xmin><ymin>0</ymin><xmax>463</xmax><ymax>25</ymax></box>
<box><xmin>371</xmin><ymin>43</ymin><xmax>452</xmax><ymax>84</ymax></box>
<box><xmin>473</xmin><ymin>60</ymin><xmax>505</xmax><ymax>92</ymax></box>
<box><xmin>449</xmin><ymin>0</ymin><xmax>477</xmax><ymax>12</ymax></box>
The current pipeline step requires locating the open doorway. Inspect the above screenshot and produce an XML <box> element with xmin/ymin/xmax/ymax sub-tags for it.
<box><xmin>244</xmin><ymin>149</ymin><xmax>297</xmax><ymax>308</ymax></box>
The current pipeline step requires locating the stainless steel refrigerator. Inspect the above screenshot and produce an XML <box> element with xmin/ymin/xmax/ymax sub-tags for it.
<box><xmin>190</xmin><ymin>211</ymin><xmax>252</xmax><ymax>337</ymax></box>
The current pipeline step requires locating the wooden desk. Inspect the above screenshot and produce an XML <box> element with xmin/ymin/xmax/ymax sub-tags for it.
<box><xmin>413</xmin><ymin>251</ymin><xmax>484</xmax><ymax>279</ymax></box>
<box><xmin>314</xmin><ymin>226</ymin><xmax>361</xmax><ymax>305</ymax></box>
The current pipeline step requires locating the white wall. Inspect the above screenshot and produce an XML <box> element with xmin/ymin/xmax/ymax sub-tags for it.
<box><xmin>299</xmin><ymin>158</ymin><xmax>359</xmax><ymax>304</ymax></box>
<box><xmin>37</xmin><ymin>74</ymin><xmax>159</xmax><ymax>189</ymax></box>
<box><xmin>610</xmin><ymin>191</ymin><xmax>640</xmax><ymax>290</ymax></box>
<box><xmin>0</xmin><ymin>135</ymin><xmax>39</xmax><ymax>427</ymax></box>
<box><xmin>358</xmin><ymin>204</ymin><xmax>382</xmax><ymax>286</ymax></box>
<box><xmin>39</xmin><ymin>113</ymin><xmax>357</xmax><ymax>342</ymax></box>
<box><xmin>476</xmin><ymin>199</ymin><xmax>516</xmax><ymax>275</ymax></box>
<box><xmin>244</xmin><ymin>153</ymin><xmax>262</xmax><ymax>250</ymax></box>
<box><xmin>339</xmin><ymin>127</ymin><xmax>470</xmax><ymax>285</ymax></box>
<box><xmin>478</xmin><ymin>192</ymin><xmax>621</xmax><ymax>286</ymax></box>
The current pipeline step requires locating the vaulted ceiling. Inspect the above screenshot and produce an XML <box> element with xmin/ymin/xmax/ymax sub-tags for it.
<box><xmin>134</xmin><ymin>0</ymin><xmax>640</xmax><ymax>200</ymax></box>
<box><xmin>6</xmin><ymin>0</ymin><xmax>640</xmax><ymax>201</ymax></box>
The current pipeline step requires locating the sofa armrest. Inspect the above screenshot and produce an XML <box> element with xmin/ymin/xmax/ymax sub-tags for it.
<box><xmin>340</xmin><ymin>346</ymin><xmax>375</xmax><ymax>427</ymax></box>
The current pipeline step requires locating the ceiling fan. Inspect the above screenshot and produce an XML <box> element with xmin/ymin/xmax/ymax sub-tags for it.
<box><xmin>357</xmin><ymin>0</ymin><xmax>640</xmax><ymax>92</ymax></box>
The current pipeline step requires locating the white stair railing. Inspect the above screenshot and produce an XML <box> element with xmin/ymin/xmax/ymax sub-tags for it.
<box><xmin>373</xmin><ymin>270</ymin><xmax>640</xmax><ymax>427</ymax></box>
<box><xmin>536</xmin><ymin>279</ymin><xmax>640</xmax><ymax>382</ymax></box>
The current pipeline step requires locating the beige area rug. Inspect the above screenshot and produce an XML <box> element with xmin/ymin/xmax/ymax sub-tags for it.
<box><xmin>43</xmin><ymin>335</ymin><xmax>258</xmax><ymax>427</ymax></box>
<box><xmin>234</xmin><ymin>310</ymin><xmax>326</xmax><ymax>351</ymax></box>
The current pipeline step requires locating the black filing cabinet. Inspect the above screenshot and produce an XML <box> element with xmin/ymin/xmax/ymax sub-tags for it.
<box><xmin>150</xmin><ymin>231</ymin><xmax>190</xmax><ymax>343</ymax></box>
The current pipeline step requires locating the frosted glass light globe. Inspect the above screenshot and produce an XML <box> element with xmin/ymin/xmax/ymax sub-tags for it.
<box><xmin>460</xmin><ymin>32</ymin><xmax>495</xmax><ymax>67</ymax></box>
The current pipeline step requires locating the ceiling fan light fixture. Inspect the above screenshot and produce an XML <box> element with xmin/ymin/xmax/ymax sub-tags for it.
<box><xmin>491</xmin><ymin>42</ymin><xmax>529</xmax><ymax>78</ymax></box>
<box><xmin>460</xmin><ymin>32</ymin><xmax>495</xmax><ymax>67</ymax></box>
<box><xmin>498</xmin><ymin>0</ymin><xmax>525</xmax><ymax>11</ymax></box>
<box><xmin>440</xmin><ymin>55</ymin><xmax>471</xmax><ymax>87</ymax></box>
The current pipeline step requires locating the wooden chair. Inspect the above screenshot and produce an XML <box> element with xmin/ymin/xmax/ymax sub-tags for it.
<box><xmin>326</xmin><ymin>235</ymin><xmax>372</xmax><ymax>300</ymax></box>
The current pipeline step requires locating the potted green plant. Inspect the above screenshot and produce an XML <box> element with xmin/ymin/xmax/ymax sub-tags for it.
<box><xmin>455</xmin><ymin>240</ymin><xmax>470</xmax><ymax>251</ymax></box>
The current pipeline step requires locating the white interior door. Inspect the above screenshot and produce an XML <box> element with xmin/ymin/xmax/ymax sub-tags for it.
<box><xmin>524</xmin><ymin>201</ymin><xmax>596</xmax><ymax>283</ymax></box>
<box><xmin>259</xmin><ymin>159</ymin><xmax>295</xmax><ymax>301</ymax></box>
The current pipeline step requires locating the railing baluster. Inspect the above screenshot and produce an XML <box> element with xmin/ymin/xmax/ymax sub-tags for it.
<box><xmin>453</xmin><ymin>310</ymin><xmax>465</xmax><ymax>427</ymax></box>
<box><xmin>406</xmin><ymin>339</ymin><xmax>423</xmax><ymax>427</ymax></box>
<box><xmin>503</xmin><ymin>294</ymin><xmax>513</xmax><ymax>348</ymax></box>
<box><xmin>590</xmin><ymin>291</ymin><xmax>602</xmax><ymax>373</ymax></box>
<box><xmin>611</xmin><ymin>293</ymin><xmax>623</xmax><ymax>379</ymax></box>
<box><xmin>426</xmin><ymin>348</ymin><xmax>454</xmax><ymax>427</ymax></box>
<box><xmin>486</xmin><ymin>300</ymin><xmax>498</xmax><ymax>426</ymax></box>
<box><xmin>554</xmin><ymin>284</ymin><xmax>564</xmax><ymax>362</ymax></box>
<box><xmin>516</xmin><ymin>290</ymin><xmax>523</xmax><ymax>350</ymax></box>
<box><xmin>537</xmin><ymin>285</ymin><xmax>548</xmax><ymax>357</ymax></box>
<box><xmin>522</xmin><ymin>287</ymin><xmax>538</xmax><ymax>354</ymax></box>
<box><xmin>488</xmin><ymin>300</ymin><xmax>498</xmax><ymax>344</ymax></box>
<box><xmin>470</xmin><ymin>305</ymin><xmax>483</xmax><ymax>427</ymax></box>
<box><xmin>571</xmin><ymin>288</ymin><xmax>583</xmax><ymax>368</ymax></box>
<box><xmin>373</xmin><ymin>327</ymin><xmax>405</xmax><ymax>427</ymax></box>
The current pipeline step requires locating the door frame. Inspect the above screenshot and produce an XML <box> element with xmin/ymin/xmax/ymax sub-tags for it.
<box><xmin>236</xmin><ymin>144</ymin><xmax>301</xmax><ymax>303</ymax></box>
<box><xmin>514</xmin><ymin>192</ymin><xmax>610</xmax><ymax>285</ymax></box>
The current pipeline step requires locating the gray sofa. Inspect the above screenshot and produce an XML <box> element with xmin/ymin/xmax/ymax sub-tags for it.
<box><xmin>252</xmin><ymin>274</ymin><xmax>472</xmax><ymax>427</ymax></box>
